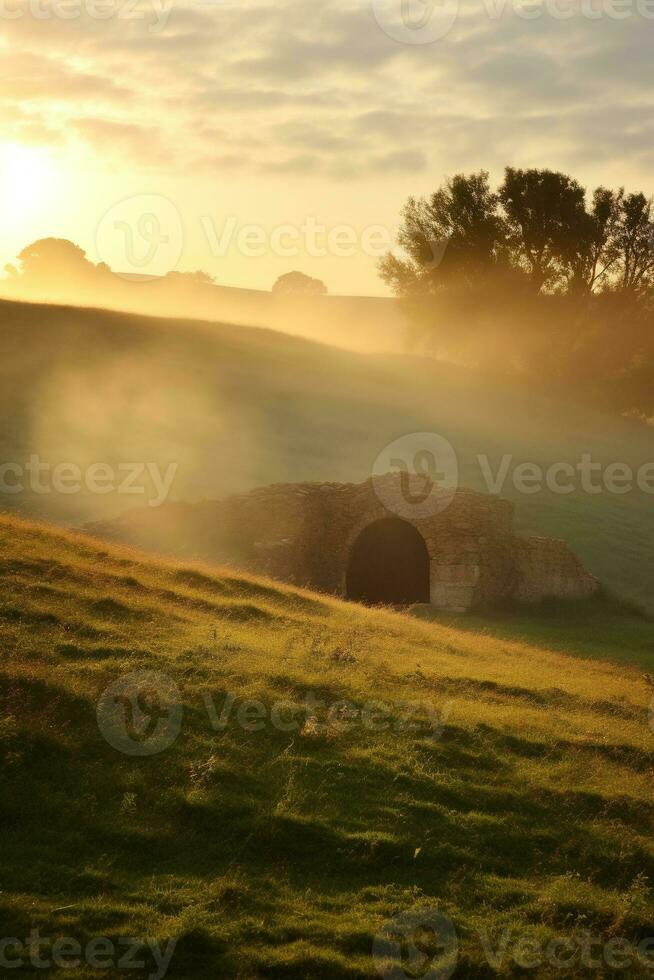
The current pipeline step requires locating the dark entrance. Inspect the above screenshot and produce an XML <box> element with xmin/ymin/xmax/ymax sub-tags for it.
<box><xmin>345</xmin><ymin>518</ymin><xmax>430</xmax><ymax>606</ymax></box>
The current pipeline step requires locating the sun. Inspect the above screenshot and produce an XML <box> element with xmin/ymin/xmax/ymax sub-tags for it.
<box><xmin>0</xmin><ymin>141</ymin><xmax>60</xmax><ymax>226</ymax></box>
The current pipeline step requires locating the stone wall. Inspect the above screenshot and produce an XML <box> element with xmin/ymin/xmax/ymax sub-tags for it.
<box><xmin>221</xmin><ymin>478</ymin><xmax>518</xmax><ymax>610</ymax></box>
<box><xmin>88</xmin><ymin>475</ymin><xmax>600</xmax><ymax>612</ymax></box>
<box><xmin>513</xmin><ymin>536</ymin><xmax>599</xmax><ymax>604</ymax></box>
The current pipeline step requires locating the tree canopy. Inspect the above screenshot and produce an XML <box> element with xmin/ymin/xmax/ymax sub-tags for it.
<box><xmin>272</xmin><ymin>271</ymin><xmax>328</xmax><ymax>296</ymax></box>
<box><xmin>381</xmin><ymin>168</ymin><xmax>654</xmax><ymax>300</ymax></box>
<box><xmin>381</xmin><ymin>167</ymin><xmax>654</xmax><ymax>416</ymax></box>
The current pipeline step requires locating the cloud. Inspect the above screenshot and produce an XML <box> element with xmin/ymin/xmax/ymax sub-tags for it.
<box><xmin>1</xmin><ymin>0</ymin><xmax>654</xmax><ymax>190</ymax></box>
<box><xmin>1</xmin><ymin>51</ymin><xmax>129</xmax><ymax>103</ymax></box>
<box><xmin>72</xmin><ymin>117</ymin><xmax>169</xmax><ymax>165</ymax></box>
<box><xmin>372</xmin><ymin>149</ymin><xmax>428</xmax><ymax>174</ymax></box>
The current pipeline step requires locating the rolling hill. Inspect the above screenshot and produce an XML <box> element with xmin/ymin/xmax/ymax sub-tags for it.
<box><xmin>0</xmin><ymin>296</ymin><xmax>653</xmax><ymax>612</ymax></box>
<box><xmin>2</xmin><ymin>514</ymin><xmax>654</xmax><ymax>977</ymax></box>
<box><xmin>1</xmin><ymin>276</ymin><xmax>408</xmax><ymax>354</ymax></box>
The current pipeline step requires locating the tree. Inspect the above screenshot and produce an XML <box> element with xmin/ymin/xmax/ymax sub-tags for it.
<box><xmin>163</xmin><ymin>270</ymin><xmax>215</xmax><ymax>286</ymax></box>
<box><xmin>379</xmin><ymin>165</ymin><xmax>654</xmax><ymax>415</ymax></box>
<box><xmin>272</xmin><ymin>271</ymin><xmax>327</xmax><ymax>296</ymax></box>
<box><xmin>379</xmin><ymin>171</ymin><xmax>506</xmax><ymax>295</ymax></box>
<box><xmin>14</xmin><ymin>238</ymin><xmax>98</xmax><ymax>286</ymax></box>
<box><xmin>499</xmin><ymin>168</ymin><xmax>591</xmax><ymax>292</ymax></box>
<box><xmin>613</xmin><ymin>193</ymin><xmax>654</xmax><ymax>294</ymax></box>
<box><xmin>570</xmin><ymin>187</ymin><xmax>622</xmax><ymax>294</ymax></box>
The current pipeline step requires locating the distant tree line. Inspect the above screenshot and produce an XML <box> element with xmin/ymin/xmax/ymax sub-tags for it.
<box><xmin>4</xmin><ymin>238</ymin><xmax>215</xmax><ymax>296</ymax></box>
<box><xmin>4</xmin><ymin>239</ymin><xmax>328</xmax><ymax>303</ymax></box>
<box><xmin>380</xmin><ymin>168</ymin><xmax>654</xmax><ymax>418</ymax></box>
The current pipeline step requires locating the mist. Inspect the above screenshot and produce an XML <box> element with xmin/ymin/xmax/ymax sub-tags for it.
<box><xmin>0</xmin><ymin>240</ymin><xmax>407</xmax><ymax>355</ymax></box>
<box><xmin>2</xmin><ymin>290</ymin><xmax>654</xmax><ymax>614</ymax></box>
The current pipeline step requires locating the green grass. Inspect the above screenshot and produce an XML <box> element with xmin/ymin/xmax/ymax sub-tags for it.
<box><xmin>411</xmin><ymin>595</ymin><xmax>654</xmax><ymax>670</ymax></box>
<box><xmin>3</xmin><ymin>513</ymin><xmax>654</xmax><ymax>977</ymax></box>
<box><xmin>1</xmin><ymin>296</ymin><xmax>653</xmax><ymax>613</ymax></box>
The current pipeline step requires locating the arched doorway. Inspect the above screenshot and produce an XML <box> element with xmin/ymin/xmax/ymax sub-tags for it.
<box><xmin>345</xmin><ymin>518</ymin><xmax>430</xmax><ymax>606</ymax></box>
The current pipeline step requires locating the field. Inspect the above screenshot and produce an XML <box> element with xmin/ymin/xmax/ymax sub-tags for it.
<box><xmin>0</xmin><ymin>277</ymin><xmax>407</xmax><ymax>356</ymax></box>
<box><xmin>1</xmin><ymin>297</ymin><xmax>653</xmax><ymax>614</ymax></box>
<box><xmin>414</xmin><ymin>596</ymin><xmax>654</xmax><ymax>671</ymax></box>
<box><xmin>2</xmin><ymin>513</ymin><xmax>654</xmax><ymax>977</ymax></box>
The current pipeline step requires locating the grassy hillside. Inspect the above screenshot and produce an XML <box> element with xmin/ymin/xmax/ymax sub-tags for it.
<box><xmin>2</xmin><ymin>513</ymin><xmax>654</xmax><ymax>977</ymax></box>
<box><xmin>414</xmin><ymin>597</ymin><xmax>654</xmax><ymax>671</ymax></box>
<box><xmin>1</xmin><ymin>278</ymin><xmax>407</xmax><ymax>355</ymax></box>
<box><xmin>1</xmin><ymin>297</ymin><xmax>653</xmax><ymax>611</ymax></box>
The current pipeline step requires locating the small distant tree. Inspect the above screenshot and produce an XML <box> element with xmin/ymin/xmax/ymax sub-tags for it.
<box><xmin>272</xmin><ymin>271</ymin><xmax>327</xmax><ymax>296</ymax></box>
<box><xmin>163</xmin><ymin>270</ymin><xmax>215</xmax><ymax>286</ymax></box>
<box><xmin>12</xmin><ymin>238</ymin><xmax>97</xmax><ymax>286</ymax></box>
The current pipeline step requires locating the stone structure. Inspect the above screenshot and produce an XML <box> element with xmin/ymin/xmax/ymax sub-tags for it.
<box><xmin>102</xmin><ymin>475</ymin><xmax>598</xmax><ymax>613</ymax></box>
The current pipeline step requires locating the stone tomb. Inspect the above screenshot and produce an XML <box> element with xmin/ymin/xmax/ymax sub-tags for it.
<box><xmin>209</xmin><ymin>475</ymin><xmax>599</xmax><ymax>613</ymax></box>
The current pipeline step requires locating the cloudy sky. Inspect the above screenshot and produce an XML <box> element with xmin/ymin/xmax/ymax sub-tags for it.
<box><xmin>1</xmin><ymin>0</ymin><xmax>652</xmax><ymax>293</ymax></box>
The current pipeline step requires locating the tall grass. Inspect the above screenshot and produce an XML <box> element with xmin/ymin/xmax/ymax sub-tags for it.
<box><xmin>1</xmin><ymin>514</ymin><xmax>654</xmax><ymax>977</ymax></box>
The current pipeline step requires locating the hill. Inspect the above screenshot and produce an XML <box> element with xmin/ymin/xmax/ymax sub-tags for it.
<box><xmin>2</xmin><ymin>514</ymin><xmax>654</xmax><ymax>977</ymax></box>
<box><xmin>1</xmin><ymin>296</ymin><xmax>653</xmax><ymax>612</ymax></box>
<box><xmin>1</xmin><ymin>276</ymin><xmax>407</xmax><ymax>354</ymax></box>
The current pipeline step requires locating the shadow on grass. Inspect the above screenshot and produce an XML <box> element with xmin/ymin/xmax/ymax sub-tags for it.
<box><xmin>411</xmin><ymin>594</ymin><xmax>654</xmax><ymax>669</ymax></box>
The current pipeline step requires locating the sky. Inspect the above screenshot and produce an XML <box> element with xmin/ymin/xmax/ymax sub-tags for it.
<box><xmin>1</xmin><ymin>0</ymin><xmax>653</xmax><ymax>295</ymax></box>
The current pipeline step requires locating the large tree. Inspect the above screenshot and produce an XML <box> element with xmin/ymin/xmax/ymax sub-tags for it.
<box><xmin>570</xmin><ymin>186</ymin><xmax>622</xmax><ymax>294</ymax></box>
<box><xmin>11</xmin><ymin>238</ymin><xmax>98</xmax><ymax>286</ymax></box>
<box><xmin>613</xmin><ymin>192</ymin><xmax>654</xmax><ymax>294</ymax></box>
<box><xmin>379</xmin><ymin>171</ymin><xmax>506</xmax><ymax>295</ymax></box>
<box><xmin>499</xmin><ymin>168</ymin><xmax>590</xmax><ymax>292</ymax></box>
